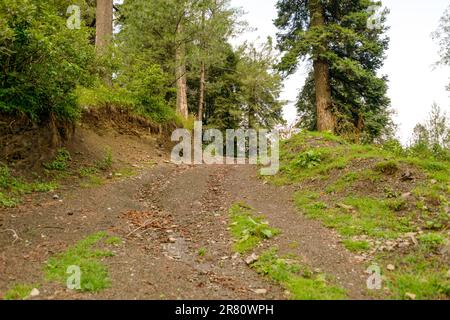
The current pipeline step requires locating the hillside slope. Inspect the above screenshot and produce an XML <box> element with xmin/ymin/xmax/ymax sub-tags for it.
<box><xmin>268</xmin><ymin>132</ymin><xmax>449</xmax><ymax>299</ymax></box>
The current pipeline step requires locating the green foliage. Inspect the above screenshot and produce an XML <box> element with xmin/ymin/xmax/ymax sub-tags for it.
<box><xmin>251</xmin><ymin>248</ymin><xmax>346</xmax><ymax>300</ymax></box>
<box><xmin>0</xmin><ymin>0</ymin><xmax>96</xmax><ymax>122</ymax></box>
<box><xmin>3</xmin><ymin>284</ymin><xmax>35</xmax><ymax>300</ymax></box>
<box><xmin>293</xmin><ymin>150</ymin><xmax>323</xmax><ymax>169</ymax></box>
<box><xmin>43</xmin><ymin>148</ymin><xmax>71</xmax><ymax>171</ymax></box>
<box><xmin>275</xmin><ymin>0</ymin><xmax>392</xmax><ymax>141</ymax></box>
<box><xmin>418</xmin><ymin>233</ymin><xmax>446</xmax><ymax>251</ymax></box>
<box><xmin>96</xmin><ymin>148</ymin><xmax>113</xmax><ymax>171</ymax></box>
<box><xmin>198</xmin><ymin>248</ymin><xmax>207</xmax><ymax>257</ymax></box>
<box><xmin>0</xmin><ymin>165</ymin><xmax>57</xmax><ymax>207</ymax></box>
<box><xmin>409</xmin><ymin>104</ymin><xmax>450</xmax><ymax>161</ymax></box>
<box><xmin>383</xmin><ymin>249</ymin><xmax>450</xmax><ymax>300</ymax></box>
<box><xmin>45</xmin><ymin>232</ymin><xmax>113</xmax><ymax>292</ymax></box>
<box><xmin>229</xmin><ymin>202</ymin><xmax>280</xmax><ymax>253</ymax></box>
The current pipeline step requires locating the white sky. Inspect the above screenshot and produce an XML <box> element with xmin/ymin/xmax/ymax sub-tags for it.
<box><xmin>230</xmin><ymin>0</ymin><xmax>450</xmax><ymax>142</ymax></box>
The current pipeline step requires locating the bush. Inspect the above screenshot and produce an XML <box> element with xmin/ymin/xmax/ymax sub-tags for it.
<box><xmin>293</xmin><ymin>150</ymin><xmax>323</xmax><ymax>169</ymax></box>
<box><xmin>0</xmin><ymin>0</ymin><xmax>96</xmax><ymax>122</ymax></box>
<box><xmin>43</xmin><ymin>149</ymin><xmax>71</xmax><ymax>171</ymax></box>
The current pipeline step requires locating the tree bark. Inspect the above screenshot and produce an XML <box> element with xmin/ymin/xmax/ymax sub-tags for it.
<box><xmin>96</xmin><ymin>0</ymin><xmax>113</xmax><ymax>84</ymax></box>
<box><xmin>95</xmin><ymin>0</ymin><xmax>113</xmax><ymax>52</ymax></box>
<box><xmin>198</xmin><ymin>61</ymin><xmax>205</xmax><ymax>122</ymax></box>
<box><xmin>176</xmin><ymin>21</ymin><xmax>189</xmax><ymax>119</ymax></box>
<box><xmin>309</xmin><ymin>0</ymin><xmax>335</xmax><ymax>132</ymax></box>
<box><xmin>197</xmin><ymin>9</ymin><xmax>206</xmax><ymax>122</ymax></box>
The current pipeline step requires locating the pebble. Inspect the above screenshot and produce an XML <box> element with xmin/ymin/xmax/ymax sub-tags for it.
<box><xmin>30</xmin><ymin>288</ymin><xmax>40</xmax><ymax>297</ymax></box>
<box><xmin>252</xmin><ymin>289</ymin><xmax>267</xmax><ymax>295</ymax></box>
<box><xmin>245</xmin><ymin>253</ymin><xmax>259</xmax><ymax>265</ymax></box>
<box><xmin>405</xmin><ymin>292</ymin><xmax>416</xmax><ymax>300</ymax></box>
<box><xmin>387</xmin><ymin>264</ymin><xmax>395</xmax><ymax>271</ymax></box>
<box><xmin>53</xmin><ymin>194</ymin><xmax>59</xmax><ymax>200</ymax></box>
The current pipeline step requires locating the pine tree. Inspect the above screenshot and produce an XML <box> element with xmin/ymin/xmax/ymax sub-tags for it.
<box><xmin>275</xmin><ymin>0</ymin><xmax>392</xmax><ymax>141</ymax></box>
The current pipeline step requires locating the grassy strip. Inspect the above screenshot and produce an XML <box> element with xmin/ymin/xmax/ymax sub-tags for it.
<box><xmin>0</xmin><ymin>165</ymin><xmax>57</xmax><ymax>208</ymax></box>
<box><xmin>251</xmin><ymin>248</ymin><xmax>347</xmax><ymax>300</ymax></box>
<box><xmin>45</xmin><ymin>232</ymin><xmax>118</xmax><ymax>292</ymax></box>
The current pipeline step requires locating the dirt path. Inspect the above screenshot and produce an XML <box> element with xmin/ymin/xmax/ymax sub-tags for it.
<box><xmin>0</xmin><ymin>162</ymin><xmax>370</xmax><ymax>300</ymax></box>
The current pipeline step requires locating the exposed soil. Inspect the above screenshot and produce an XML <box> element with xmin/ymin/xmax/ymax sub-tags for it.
<box><xmin>0</xmin><ymin>119</ymin><xmax>373</xmax><ymax>300</ymax></box>
<box><xmin>0</xmin><ymin>163</ymin><xmax>372</xmax><ymax>300</ymax></box>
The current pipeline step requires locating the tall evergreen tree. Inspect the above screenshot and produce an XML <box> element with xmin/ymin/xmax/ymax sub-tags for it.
<box><xmin>275</xmin><ymin>0</ymin><xmax>392</xmax><ymax>141</ymax></box>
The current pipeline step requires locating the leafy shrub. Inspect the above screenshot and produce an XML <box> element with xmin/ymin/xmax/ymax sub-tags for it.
<box><xmin>0</xmin><ymin>0</ymin><xmax>97</xmax><ymax>122</ymax></box>
<box><xmin>293</xmin><ymin>150</ymin><xmax>323</xmax><ymax>169</ymax></box>
<box><xmin>44</xmin><ymin>149</ymin><xmax>71</xmax><ymax>171</ymax></box>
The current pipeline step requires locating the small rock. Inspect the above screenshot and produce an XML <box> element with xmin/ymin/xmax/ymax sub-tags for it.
<box><xmin>107</xmin><ymin>173</ymin><xmax>113</xmax><ymax>179</ymax></box>
<box><xmin>168</xmin><ymin>237</ymin><xmax>177</xmax><ymax>243</ymax></box>
<box><xmin>252</xmin><ymin>289</ymin><xmax>267</xmax><ymax>295</ymax></box>
<box><xmin>405</xmin><ymin>292</ymin><xmax>416</xmax><ymax>300</ymax></box>
<box><xmin>401</xmin><ymin>171</ymin><xmax>414</xmax><ymax>182</ymax></box>
<box><xmin>221</xmin><ymin>256</ymin><xmax>229</xmax><ymax>260</ymax></box>
<box><xmin>52</xmin><ymin>194</ymin><xmax>59</xmax><ymax>200</ymax></box>
<box><xmin>387</xmin><ymin>264</ymin><xmax>395</xmax><ymax>271</ymax></box>
<box><xmin>401</xmin><ymin>192</ymin><xmax>412</xmax><ymax>199</ymax></box>
<box><xmin>245</xmin><ymin>253</ymin><xmax>259</xmax><ymax>265</ymax></box>
<box><xmin>231</xmin><ymin>253</ymin><xmax>240</xmax><ymax>260</ymax></box>
<box><xmin>30</xmin><ymin>288</ymin><xmax>40</xmax><ymax>297</ymax></box>
<box><xmin>430</xmin><ymin>179</ymin><xmax>437</xmax><ymax>184</ymax></box>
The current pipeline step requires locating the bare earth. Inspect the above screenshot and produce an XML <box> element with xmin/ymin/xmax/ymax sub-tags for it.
<box><xmin>0</xmin><ymin>159</ymin><xmax>371</xmax><ymax>300</ymax></box>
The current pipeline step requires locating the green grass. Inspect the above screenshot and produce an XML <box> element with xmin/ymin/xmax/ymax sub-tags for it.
<box><xmin>381</xmin><ymin>246</ymin><xmax>450</xmax><ymax>300</ymax></box>
<box><xmin>229</xmin><ymin>202</ymin><xmax>280</xmax><ymax>253</ymax></box>
<box><xmin>3</xmin><ymin>284</ymin><xmax>35</xmax><ymax>300</ymax></box>
<box><xmin>251</xmin><ymin>248</ymin><xmax>347</xmax><ymax>300</ymax></box>
<box><xmin>198</xmin><ymin>248</ymin><xmax>207</xmax><ymax>257</ymax></box>
<box><xmin>274</xmin><ymin>131</ymin><xmax>450</xmax><ymax>300</ymax></box>
<box><xmin>80</xmin><ymin>174</ymin><xmax>105</xmax><ymax>188</ymax></box>
<box><xmin>374</xmin><ymin>160</ymin><xmax>400</xmax><ymax>175</ymax></box>
<box><xmin>295</xmin><ymin>192</ymin><xmax>414</xmax><ymax>239</ymax></box>
<box><xmin>0</xmin><ymin>165</ymin><xmax>57</xmax><ymax>208</ymax></box>
<box><xmin>342</xmin><ymin>240</ymin><xmax>371</xmax><ymax>252</ymax></box>
<box><xmin>105</xmin><ymin>236</ymin><xmax>122</xmax><ymax>246</ymax></box>
<box><xmin>45</xmin><ymin>232</ymin><xmax>114</xmax><ymax>292</ymax></box>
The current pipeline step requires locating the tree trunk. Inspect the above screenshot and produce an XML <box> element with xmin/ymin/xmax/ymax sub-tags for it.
<box><xmin>96</xmin><ymin>0</ymin><xmax>113</xmax><ymax>84</ymax></box>
<box><xmin>95</xmin><ymin>0</ymin><xmax>113</xmax><ymax>52</ymax></box>
<box><xmin>198</xmin><ymin>61</ymin><xmax>205</xmax><ymax>122</ymax></box>
<box><xmin>176</xmin><ymin>22</ymin><xmax>188</xmax><ymax>119</ymax></box>
<box><xmin>309</xmin><ymin>0</ymin><xmax>335</xmax><ymax>132</ymax></box>
<box><xmin>197</xmin><ymin>9</ymin><xmax>206</xmax><ymax>122</ymax></box>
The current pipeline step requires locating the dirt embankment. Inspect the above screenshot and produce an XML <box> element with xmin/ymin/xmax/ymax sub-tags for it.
<box><xmin>0</xmin><ymin>107</ymin><xmax>177</xmax><ymax>176</ymax></box>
